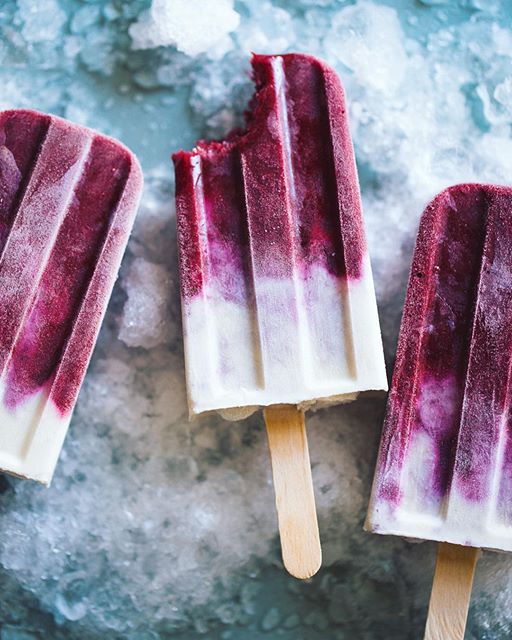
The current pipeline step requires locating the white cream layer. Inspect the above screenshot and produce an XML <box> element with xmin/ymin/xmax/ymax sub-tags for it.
<box><xmin>0</xmin><ymin>384</ymin><xmax>68</xmax><ymax>485</ymax></box>
<box><xmin>365</xmin><ymin>490</ymin><xmax>512</xmax><ymax>552</ymax></box>
<box><xmin>182</xmin><ymin>255</ymin><xmax>387</xmax><ymax>417</ymax></box>
<box><xmin>365</xmin><ymin>426</ymin><xmax>512</xmax><ymax>551</ymax></box>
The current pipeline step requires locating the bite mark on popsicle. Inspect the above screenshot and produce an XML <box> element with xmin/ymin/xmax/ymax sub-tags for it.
<box><xmin>173</xmin><ymin>54</ymin><xmax>388</xmax><ymax>578</ymax></box>
<box><xmin>173</xmin><ymin>53</ymin><xmax>387</xmax><ymax>418</ymax></box>
<box><xmin>173</xmin><ymin>53</ymin><xmax>366</xmax><ymax>305</ymax></box>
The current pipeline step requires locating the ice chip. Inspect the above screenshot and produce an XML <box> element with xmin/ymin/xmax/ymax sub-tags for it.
<box><xmin>119</xmin><ymin>258</ymin><xmax>172</xmax><ymax>349</ymax></box>
<box><xmin>17</xmin><ymin>0</ymin><xmax>67</xmax><ymax>43</ymax></box>
<box><xmin>325</xmin><ymin>1</ymin><xmax>407</xmax><ymax>94</ymax></box>
<box><xmin>129</xmin><ymin>0</ymin><xmax>240</xmax><ymax>58</ymax></box>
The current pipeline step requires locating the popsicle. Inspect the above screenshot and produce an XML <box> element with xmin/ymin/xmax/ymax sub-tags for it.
<box><xmin>365</xmin><ymin>183</ymin><xmax>512</xmax><ymax>639</ymax></box>
<box><xmin>173</xmin><ymin>53</ymin><xmax>387</xmax><ymax>578</ymax></box>
<box><xmin>0</xmin><ymin>109</ymin><xmax>142</xmax><ymax>485</ymax></box>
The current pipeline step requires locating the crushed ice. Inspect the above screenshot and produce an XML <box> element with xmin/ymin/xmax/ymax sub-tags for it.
<box><xmin>0</xmin><ymin>0</ymin><xmax>512</xmax><ymax>637</ymax></box>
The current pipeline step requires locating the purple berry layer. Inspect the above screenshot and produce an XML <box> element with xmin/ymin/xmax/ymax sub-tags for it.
<box><xmin>375</xmin><ymin>184</ymin><xmax>512</xmax><ymax>508</ymax></box>
<box><xmin>0</xmin><ymin>109</ymin><xmax>142</xmax><ymax>415</ymax></box>
<box><xmin>173</xmin><ymin>53</ymin><xmax>366</xmax><ymax>304</ymax></box>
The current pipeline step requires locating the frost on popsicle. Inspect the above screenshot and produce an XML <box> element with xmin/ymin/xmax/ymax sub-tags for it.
<box><xmin>367</xmin><ymin>184</ymin><xmax>512</xmax><ymax>553</ymax></box>
<box><xmin>1</xmin><ymin>0</ymin><xmax>512</xmax><ymax>637</ymax></box>
<box><xmin>173</xmin><ymin>53</ymin><xmax>386</xmax><ymax>417</ymax></box>
<box><xmin>0</xmin><ymin>109</ymin><xmax>142</xmax><ymax>482</ymax></box>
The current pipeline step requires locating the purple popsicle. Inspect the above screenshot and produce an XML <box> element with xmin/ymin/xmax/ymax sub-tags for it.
<box><xmin>366</xmin><ymin>183</ymin><xmax>512</xmax><ymax>550</ymax></box>
<box><xmin>0</xmin><ymin>109</ymin><xmax>143</xmax><ymax>483</ymax></box>
<box><xmin>173</xmin><ymin>53</ymin><xmax>387</xmax><ymax>417</ymax></box>
<box><xmin>173</xmin><ymin>52</ymin><xmax>388</xmax><ymax>579</ymax></box>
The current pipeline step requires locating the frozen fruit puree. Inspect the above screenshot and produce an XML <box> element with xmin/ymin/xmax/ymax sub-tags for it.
<box><xmin>173</xmin><ymin>53</ymin><xmax>387</xmax><ymax>418</ymax></box>
<box><xmin>366</xmin><ymin>183</ymin><xmax>512</xmax><ymax>550</ymax></box>
<box><xmin>0</xmin><ymin>109</ymin><xmax>142</xmax><ymax>483</ymax></box>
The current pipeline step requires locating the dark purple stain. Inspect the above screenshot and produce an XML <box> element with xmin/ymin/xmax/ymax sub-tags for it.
<box><xmin>172</xmin><ymin>53</ymin><xmax>366</xmax><ymax>303</ymax></box>
<box><xmin>375</xmin><ymin>183</ymin><xmax>512</xmax><ymax>506</ymax></box>
<box><xmin>0</xmin><ymin>109</ymin><xmax>142</xmax><ymax>415</ymax></box>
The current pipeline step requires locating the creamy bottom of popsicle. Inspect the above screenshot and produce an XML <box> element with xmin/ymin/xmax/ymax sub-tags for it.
<box><xmin>0</xmin><ymin>384</ymin><xmax>68</xmax><ymax>484</ymax></box>
<box><xmin>366</xmin><ymin>424</ymin><xmax>512</xmax><ymax>551</ymax></box>
<box><xmin>183</xmin><ymin>259</ymin><xmax>387</xmax><ymax>417</ymax></box>
<box><xmin>365</xmin><ymin>496</ymin><xmax>512</xmax><ymax>553</ymax></box>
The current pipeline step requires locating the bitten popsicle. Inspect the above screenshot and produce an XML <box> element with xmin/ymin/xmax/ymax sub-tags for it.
<box><xmin>0</xmin><ymin>109</ymin><xmax>142</xmax><ymax>484</ymax></box>
<box><xmin>366</xmin><ymin>183</ymin><xmax>512</xmax><ymax>639</ymax></box>
<box><xmin>174</xmin><ymin>53</ymin><xmax>387</xmax><ymax>578</ymax></box>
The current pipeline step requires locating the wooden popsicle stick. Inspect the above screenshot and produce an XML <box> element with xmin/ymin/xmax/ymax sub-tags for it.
<box><xmin>424</xmin><ymin>542</ymin><xmax>480</xmax><ymax>640</ymax></box>
<box><xmin>263</xmin><ymin>405</ymin><xmax>321</xmax><ymax>580</ymax></box>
